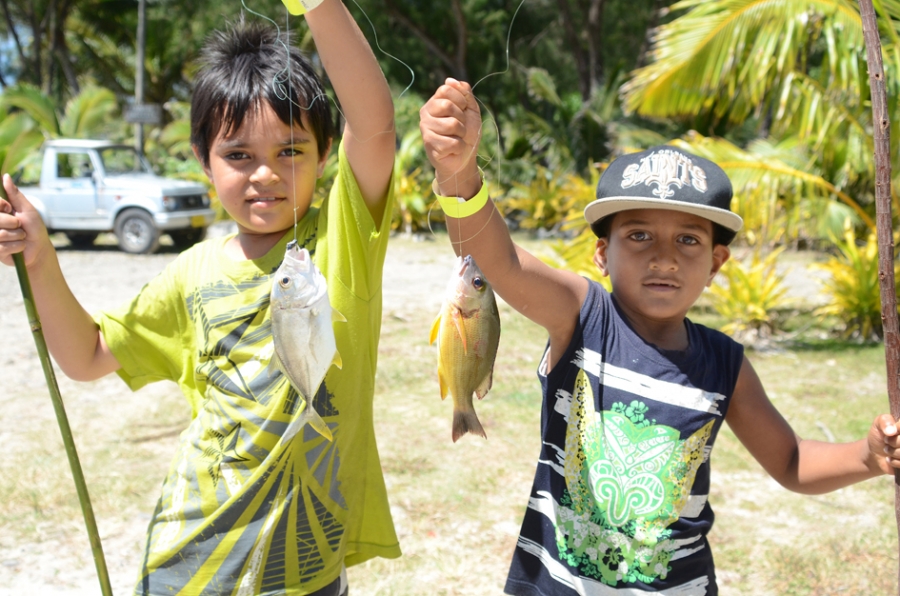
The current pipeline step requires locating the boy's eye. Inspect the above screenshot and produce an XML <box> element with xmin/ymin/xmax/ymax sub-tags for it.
<box><xmin>679</xmin><ymin>235</ymin><xmax>700</xmax><ymax>245</ymax></box>
<box><xmin>282</xmin><ymin>148</ymin><xmax>303</xmax><ymax>157</ymax></box>
<box><xmin>224</xmin><ymin>151</ymin><xmax>249</xmax><ymax>160</ymax></box>
<box><xmin>628</xmin><ymin>231</ymin><xmax>649</xmax><ymax>241</ymax></box>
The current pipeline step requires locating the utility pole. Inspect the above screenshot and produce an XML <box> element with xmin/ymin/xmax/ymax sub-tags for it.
<box><xmin>135</xmin><ymin>0</ymin><xmax>146</xmax><ymax>157</ymax></box>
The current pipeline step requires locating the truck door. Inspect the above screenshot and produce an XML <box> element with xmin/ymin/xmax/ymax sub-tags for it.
<box><xmin>44</xmin><ymin>151</ymin><xmax>100</xmax><ymax>227</ymax></box>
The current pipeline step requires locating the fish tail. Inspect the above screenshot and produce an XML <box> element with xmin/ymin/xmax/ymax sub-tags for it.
<box><xmin>452</xmin><ymin>408</ymin><xmax>486</xmax><ymax>443</ymax></box>
<box><xmin>300</xmin><ymin>403</ymin><xmax>334</xmax><ymax>442</ymax></box>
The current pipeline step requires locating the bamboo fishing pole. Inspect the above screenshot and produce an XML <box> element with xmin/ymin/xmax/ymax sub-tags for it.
<box><xmin>858</xmin><ymin>0</ymin><xmax>900</xmax><ymax>590</ymax></box>
<box><xmin>4</xmin><ymin>187</ymin><xmax>113</xmax><ymax>595</ymax></box>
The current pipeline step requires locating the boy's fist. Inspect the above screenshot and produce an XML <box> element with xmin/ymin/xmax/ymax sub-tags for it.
<box><xmin>420</xmin><ymin>78</ymin><xmax>482</xmax><ymax>199</ymax></box>
<box><xmin>0</xmin><ymin>173</ymin><xmax>50</xmax><ymax>268</ymax></box>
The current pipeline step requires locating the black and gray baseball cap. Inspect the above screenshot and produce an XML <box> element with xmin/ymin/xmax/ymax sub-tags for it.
<box><xmin>584</xmin><ymin>145</ymin><xmax>743</xmax><ymax>237</ymax></box>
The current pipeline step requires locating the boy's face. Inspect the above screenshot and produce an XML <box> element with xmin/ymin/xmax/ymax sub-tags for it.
<box><xmin>197</xmin><ymin>101</ymin><xmax>330</xmax><ymax>240</ymax></box>
<box><xmin>592</xmin><ymin>209</ymin><xmax>730</xmax><ymax>327</ymax></box>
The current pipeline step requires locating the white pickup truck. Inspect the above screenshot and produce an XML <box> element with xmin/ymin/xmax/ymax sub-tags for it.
<box><xmin>18</xmin><ymin>139</ymin><xmax>216</xmax><ymax>254</ymax></box>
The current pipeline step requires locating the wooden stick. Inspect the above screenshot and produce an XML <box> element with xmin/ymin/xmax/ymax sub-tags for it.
<box><xmin>5</xmin><ymin>220</ymin><xmax>113</xmax><ymax>593</ymax></box>
<box><xmin>858</xmin><ymin>0</ymin><xmax>900</xmax><ymax>590</ymax></box>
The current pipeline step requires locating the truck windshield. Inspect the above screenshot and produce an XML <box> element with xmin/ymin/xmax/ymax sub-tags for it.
<box><xmin>98</xmin><ymin>147</ymin><xmax>154</xmax><ymax>176</ymax></box>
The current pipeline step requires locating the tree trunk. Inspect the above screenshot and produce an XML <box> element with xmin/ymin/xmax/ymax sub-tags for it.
<box><xmin>857</xmin><ymin>1</ymin><xmax>900</xmax><ymax>592</ymax></box>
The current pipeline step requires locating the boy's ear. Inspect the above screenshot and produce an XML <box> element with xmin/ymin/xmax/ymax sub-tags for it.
<box><xmin>707</xmin><ymin>244</ymin><xmax>731</xmax><ymax>286</ymax></box>
<box><xmin>592</xmin><ymin>238</ymin><xmax>610</xmax><ymax>277</ymax></box>
<box><xmin>192</xmin><ymin>145</ymin><xmax>213</xmax><ymax>181</ymax></box>
<box><xmin>316</xmin><ymin>139</ymin><xmax>333</xmax><ymax>179</ymax></box>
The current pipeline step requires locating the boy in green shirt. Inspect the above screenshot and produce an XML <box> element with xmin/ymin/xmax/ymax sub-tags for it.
<box><xmin>0</xmin><ymin>3</ymin><xmax>399</xmax><ymax>594</ymax></box>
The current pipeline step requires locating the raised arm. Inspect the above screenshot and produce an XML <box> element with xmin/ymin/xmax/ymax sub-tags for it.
<box><xmin>304</xmin><ymin>0</ymin><xmax>395</xmax><ymax>219</ymax></box>
<box><xmin>726</xmin><ymin>354</ymin><xmax>897</xmax><ymax>494</ymax></box>
<box><xmin>420</xmin><ymin>79</ymin><xmax>588</xmax><ymax>368</ymax></box>
<box><xmin>0</xmin><ymin>175</ymin><xmax>120</xmax><ymax>382</ymax></box>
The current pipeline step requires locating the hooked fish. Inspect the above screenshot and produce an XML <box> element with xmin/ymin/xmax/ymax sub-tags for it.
<box><xmin>269</xmin><ymin>240</ymin><xmax>346</xmax><ymax>442</ymax></box>
<box><xmin>429</xmin><ymin>255</ymin><xmax>501</xmax><ymax>442</ymax></box>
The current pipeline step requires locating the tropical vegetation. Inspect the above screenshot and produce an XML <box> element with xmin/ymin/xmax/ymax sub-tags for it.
<box><xmin>1</xmin><ymin>0</ymin><xmax>899</xmax><ymax>342</ymax></box>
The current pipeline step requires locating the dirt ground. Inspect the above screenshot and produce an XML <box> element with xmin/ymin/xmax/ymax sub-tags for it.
<box><xmin>0</xmin><ymin>223</ymin><xmax>838</xmax><ymax>594</ymax></box>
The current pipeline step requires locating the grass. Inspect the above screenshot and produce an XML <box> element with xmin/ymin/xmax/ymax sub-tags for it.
<box><xmin>1</xmin><ymin>234</ymin><xmax>897</xmax><ymax>594</ymax></box>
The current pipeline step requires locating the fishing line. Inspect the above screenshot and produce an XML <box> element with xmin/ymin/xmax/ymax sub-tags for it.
<box><xmin>430</xmin><ymin>0</ymin><xmax>528</xmax><ymax>256</ymax></box>
<box><xmin>242</xmin><ymin>0</ymin><xmax>415</xmax><ymax>150</ymax></box>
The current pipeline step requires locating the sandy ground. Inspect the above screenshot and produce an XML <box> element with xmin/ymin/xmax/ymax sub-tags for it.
<box><xmin>0</xmin><ymin>224</ymin><xmax>835</xmax><ymax>594</ymax></box>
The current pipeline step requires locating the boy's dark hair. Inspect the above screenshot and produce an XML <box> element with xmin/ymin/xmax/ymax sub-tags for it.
<box><xmin>190</xmin><ymin>19</ymin><xmax>335</xmax><ymax>167</ymax></box>
<box><xmin>590</xmin><ymin>214</ymin><xmax>738</xmax><ymax>247</ymax></box>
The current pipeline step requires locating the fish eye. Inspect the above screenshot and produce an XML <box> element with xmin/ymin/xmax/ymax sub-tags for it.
<box><xmin>472</xmin><ymin>277</ymin><xmax>484</xmax><ymax>290</ymax></box>
<box><xmin>279</xmin><ymin>276</ymin><xmax>292</xmax><ymax>287</ymax></box>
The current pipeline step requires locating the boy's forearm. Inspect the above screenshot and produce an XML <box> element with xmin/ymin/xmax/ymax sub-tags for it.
<box><xmin>305</xmin><ymin>0</ymin><xmax>394</xmax><ymax>139</ymax></box>
<box><xmin>782</xmin><ymin>438</ymin><xmax>883</xmax><ymax>494</ymax></box>
<box><xmin>26</xmin><ymin>252</ymin><xmax>119</xmax><ymax>381</ymax></box>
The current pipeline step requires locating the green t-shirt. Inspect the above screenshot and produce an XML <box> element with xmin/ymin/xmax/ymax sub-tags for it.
<box><xmin>97</xmin><ymin>144</ymin><xmax>400</xmax><ymax>595</ymax></box>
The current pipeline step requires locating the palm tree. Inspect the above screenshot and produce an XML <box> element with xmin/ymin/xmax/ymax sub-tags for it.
<box><xmin>619</xmin><ymin>0</ymin><xmax>900</xmax><ymax>244</ymax></box>
<box><xmin>0</xmin><ymin>83</ymin><xmax>118</xmax><ymax>176</ymax></box>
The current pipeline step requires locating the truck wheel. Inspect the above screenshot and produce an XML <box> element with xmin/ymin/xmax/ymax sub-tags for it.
<box><xmin>168</xmin><ymin>228</ymin><xmax>206</xmax><ymax>250</ymax></box>
<box><xmin>115</xmin><ymin>209</ymin><xmax>160</xmax><ymax>254</ymax></box>
<box><xmin>65</xmin><ymin>232</ymin><xmax>99</xmax><ymax>248</ymax></box>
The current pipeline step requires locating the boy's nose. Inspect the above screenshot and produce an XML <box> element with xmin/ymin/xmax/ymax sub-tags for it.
<box><xmin>649</xmin><ymin>249</ymin><xmax>678</xmax><ymax>271</ymax></box>
<box><xmin>249</xmin><ymin>163</ymin><xmax>280</xmax><ymax>185</ymax></box>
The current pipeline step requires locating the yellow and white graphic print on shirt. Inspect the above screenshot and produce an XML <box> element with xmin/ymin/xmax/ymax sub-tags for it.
<box><xmin>141</xmin><ymin>252</ymin><xmax>347</xmax><ymax>593</ymax></box>
<box><xmin>540</xmin><ymin>352</ymin><xmax>714</xmax><ymax>589</ymax></box>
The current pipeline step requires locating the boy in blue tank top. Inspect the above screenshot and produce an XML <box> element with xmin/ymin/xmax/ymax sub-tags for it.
<box><xmin>0</xmin><ymin>2</ymin><xmax>399</xmax><ymax>594</ymax></box>
<box><xmin>420</xmin><ymin>78</ymin><xmax>900</xmax><ymax>595</ymax></box>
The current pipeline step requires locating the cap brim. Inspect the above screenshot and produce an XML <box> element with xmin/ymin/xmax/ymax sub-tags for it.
<box><xmin>584</xmin><ymin>196</ymin><xmax>743</xmax><ymax>233</ymax></box>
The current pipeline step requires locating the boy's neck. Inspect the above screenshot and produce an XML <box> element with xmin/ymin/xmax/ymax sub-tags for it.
<box><xmin>225</xmin><ymin>228</ymin><xmax>291</xmax><ymax>261</ymax></box>
<box><xmin>612</xmin><ymin>295</ymin><xmax>690</xmax><ymax>351</ymax></box>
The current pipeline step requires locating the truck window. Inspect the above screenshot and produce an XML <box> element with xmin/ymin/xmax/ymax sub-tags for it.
<box><xmin>99</xmin><ymin>146</ymin><xmax>153</xmax><ymax>175</ymax></box>
<box><xmin>57</xmin><ymin>152</ymin><xmax>94</xmax><ymax>179</ymax></box>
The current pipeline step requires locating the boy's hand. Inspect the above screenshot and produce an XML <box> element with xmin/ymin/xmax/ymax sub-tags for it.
<box><xmin>420</xmin><ymin>78</ymin><xmax>482</xmax><ymax>198</ymax></box>
<box><xmin>867</xmin><ymin>413</ymin><xmax>900</xmax><ymax>474</ymax></box>
<box><xmin>0</xmin><ymin>174</ymin><xmax>51</xmax><ymax>269</ymax></box>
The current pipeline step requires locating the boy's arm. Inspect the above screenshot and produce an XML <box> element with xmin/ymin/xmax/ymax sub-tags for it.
<box><xmin>420</xmin><ymin>79</ymin><xmax>588</xmax><ymax>369</ymax></box>
<box><xmin>0</xmin><ymin>175</ymin><xmax>120</xmax><ymax>382</ymax></box>
<box><xmin>726</xmin><ymin>354</ymin><xmax>898</xmax><ymax>494</ymax></box>
<box><xmin>304</xmin><ymin>0</ymin><xmax>395</xmax><ymax>221</ymax></box>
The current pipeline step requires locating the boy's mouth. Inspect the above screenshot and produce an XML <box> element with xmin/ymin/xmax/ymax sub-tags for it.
<box><xmin>248</xmin><ymin>196</ymin><xmax>283</xmax><ymax>204</ymax></box>
<box><xmin>644</xmin><ymin>278</ymin><xmax>680</xmax><ymax>289</ymax></box>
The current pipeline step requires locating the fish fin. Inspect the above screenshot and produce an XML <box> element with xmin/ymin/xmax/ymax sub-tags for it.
<box><xmin>452</xmin><ymin>408</ymin><xmax>486</xmax><ymax>443</ymax></box>
<box><xmin>452</xmin><ymin>308</ymin><xmax>467</xmax><ymax>353</ymax></box>
<box><xmin>267</xmin><ymin>350</ymin><xmax>287</xmax><ymax>378</ymax></box>
<box><xmin>429</xmin><ymin>314</ymin><xmax>441</xmax><ymax>345</ymax></box>
<box><xmin>475</xmin><ymin>368</ymin><xmax>494</xmax><ymax>400</ymax></box>
<box><xmin>300</xmin><ymin>402</ymin><xmax>334</xmax><ymax>442</ymax></box>
<box><xmin>438</xmin><ymin>371</ymin><xmax>449</xmax><ymax>401</ymax></box>
<box><xmin>332</xmin><ymin>308</ymin><xmax>347</xmax><ymax>324</ymax></box>
<box><xmin>332</xmin><ymin>349</ymin><xmax>343</xmax><ymax>370</ymax></box>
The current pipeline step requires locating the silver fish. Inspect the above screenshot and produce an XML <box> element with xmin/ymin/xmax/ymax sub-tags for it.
<box><xmin>269</xmin><ymin>240</ymin><xmax>345</xmax><ymax>441</ymax></box>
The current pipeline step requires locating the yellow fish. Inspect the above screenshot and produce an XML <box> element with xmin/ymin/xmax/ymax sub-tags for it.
<box><xmin>429</xmin><ymin>255</ymin><xmax>501</xmax><ymax>442</ymax></box>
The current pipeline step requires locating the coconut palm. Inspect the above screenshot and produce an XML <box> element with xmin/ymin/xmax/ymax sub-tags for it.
<box><xmin>0</xmin><ymin>83</ymin><xmax>119</xmax><ymax>177</ymax></box>
<box><xmin>620</xmin><ymin>0</ymin><xmax>900</xmax><ymax>243</ymax></box>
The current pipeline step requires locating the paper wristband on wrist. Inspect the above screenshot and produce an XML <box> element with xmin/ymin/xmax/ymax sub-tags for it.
<box><xmin>281</xmin><ymin>0</ymin><xmax>324</xmax><ymax>15</ymax></box>
<box><xmin>434</xmin><ymin>171</ymin><xmax>490</xmax><ymax>219</ymax></box>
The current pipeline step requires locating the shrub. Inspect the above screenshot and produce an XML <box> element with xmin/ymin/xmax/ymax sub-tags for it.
<box><xmin>812</xmin><ymin>226</ymin><xmax>900</xmax><ymax>341</ymax></box>
<box><xmin>706</xmin><ymin>246</ymin><xmax>793</xmax><ymax>342</ymax></box>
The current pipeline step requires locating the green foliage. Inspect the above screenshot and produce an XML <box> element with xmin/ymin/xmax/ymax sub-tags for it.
<box><xmin>502</xmin><ymin>166</ymin><xmax>584</xmax><ymax>233</ymax></box>
<box><xmin>812</xmin><ymin>226</ymin><xmax>900</xmax><ymax>341</ymax></box>
<box><xmin>391</xmin><ymin>129</ymin><xmax>432</xmax><ymax>235</ymax></box>
<box><xmin>706</xmin><ymin>246</ymin><xmax>793</xmax><ymax>341</ymax></box>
